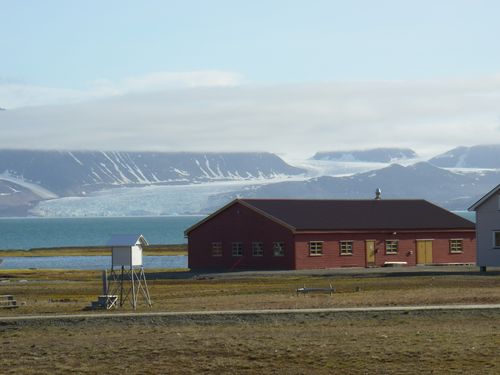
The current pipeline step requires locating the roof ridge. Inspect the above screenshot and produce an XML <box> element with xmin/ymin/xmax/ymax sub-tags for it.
<box><xmin>241</xmin><ymin>198</ymin><xmax>474</xmax><ymax>230</ymax></box>
<box><xmin>241</xmin><ymin>198</ymin><xmax>428</xmax><ymax>201</ymax></box>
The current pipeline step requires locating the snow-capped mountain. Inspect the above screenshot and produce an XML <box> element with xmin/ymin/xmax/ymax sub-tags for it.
<box><xmin>312</xmin><ymin>148</ymin><xmax>418</xmax><ymax>163</ymax></box>
<box><xmin>0</xmin><ymin>150</ymin><xmax>306</xmax><ymax>216</ymax></box>
<box><xmin>2</xmin><ymin>146</ymin><xmax>500</xmax><ymax>217</ymax></box>
<box><xmin>33</xmin><ymin>161</ymin><xmax>500</xmax><ymax>217</ymax></box>
<box><xmin>0</xmin><ymin>150</ymin><xmax>305</xmax><ymax>194</ymax></box>
<box><xmin>429</xmin><ymin>145</ymin><xmax>500</xmax><ymax>169</ymax></box>
<box><xmin>208</xmin><ymin>162</ymin><xmax>500</xmax><ymax>211</ymax></box>
<box><xmin>0</xmin><ymin>179</ymin><xmax>43</xmax><ymax>216</ymax></box>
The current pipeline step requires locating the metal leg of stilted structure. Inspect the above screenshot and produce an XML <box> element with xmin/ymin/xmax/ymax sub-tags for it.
<box><xmin>104</xmin><ymin>265</ymin><xmax>151</xmax><ymax>309</ymax></box>
<box><xmin>139</xmin><ymin>266</ymin><xmax>153</xmax><ymax>307</ymax></box>
<box><xmin>131</xmin><ymin>267</ymin><xmax>137</xmax><ymax>309</ymax></box>
<box><xmin>120</xmin><ymin>266</ymin><xmax>125</xmax><ymax>307</ymax></box>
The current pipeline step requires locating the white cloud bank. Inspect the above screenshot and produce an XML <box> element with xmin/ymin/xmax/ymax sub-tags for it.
<box><xmin>0</xmin><ymin>70</ymin><xmax>243</xmax><ymax>108</ymax></box>
<box><xmin>1</xmin><ymin>74</ymin><xmax>500</xmax><ymax>159</ymax></box>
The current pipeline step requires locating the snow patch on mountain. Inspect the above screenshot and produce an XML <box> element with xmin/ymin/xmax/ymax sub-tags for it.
<box><xmin>0</xmin><ymin>171</ymin><xmax>58</xmax><ymax>199</ymax></box>
<box><xmin>68</xmin><ymin>152</ymin><xmax>84</xmax><ymax>166</ymax></box>
<box><xmin>312</xmin><ymin>148</ymin><xmax>418</xmax><ymax>163</ymax></box>
<box><xmin>430</xmin><ymin>145</ymin><xmax>500</xmax><ymax>169</ymax></box>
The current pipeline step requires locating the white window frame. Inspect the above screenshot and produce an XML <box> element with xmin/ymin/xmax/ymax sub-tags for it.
<box><xmin>340</xmin><ymin>241</ymin><xmax>353</xmax><ymax>256</ymax></box>
<box><xmin>273</xmin><ymin>242</ymin><xmax>285</xmax><ymax>257</ymax></box>
<box><xmin>385</xmin><ymin>240</ymin><xmax>399</xmax><ymax>255</ymax></box>
<box><xmin>211</xmin><ymin>242</ymin><xmax>222</xmax><ymax>257</ymax></box>
<box><xmin>449</xmin><ymin>239</ymin><xmax>463</xmax><ymax>253</ymax></box>
<box><xmin>252</xmin><ymin>242</ymin><xmax>264</xmax><ymax>257</ymax></box>
<box><xmin>309</xmin><ymin>241</ymin><xmax>323</xmax><ymax>256</ymax></box>
<box><xmin>232</xmin><ymin>242</ymin><xmax>243</xmax><ymax>257</ymax></box>
<box><xmin>493</xmin><ymin>231</ymin><xmax>500</xmax><ymax>248</ymax></box>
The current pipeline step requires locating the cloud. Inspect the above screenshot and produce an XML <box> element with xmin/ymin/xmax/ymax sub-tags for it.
<box><xmin>87</xmin><ymin>70</ymin><xmax>244</xmax><ymax>98</ymax></box>
<box><xmin>1</xmin><ymin>75</ymin><xmax>500</xmax><ymax>158</ymax></box>
<box><xmin>0</xmin><ymin>70</ymin><xmax>244</xmax><ymax>109</ymax></box>
<box><xmin>0</xmin><ymin>84</ymin><xmax>87</xmax><ymax>109</ymax></box>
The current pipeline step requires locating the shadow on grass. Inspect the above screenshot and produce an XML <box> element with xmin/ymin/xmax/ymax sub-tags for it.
<box><xmin>381</xmin><ymin>270</ymin><xmax>500</xmax><ymax>278</ymax></box>
<box><xmin>146</xmin><ymin>271</ymin><xmax>196</xmax><ymax>280</ymax></box>
<box><xmin>145</xmin><ymin>266</ymin><xmax>500</xmax><ymax>280</ymax></box>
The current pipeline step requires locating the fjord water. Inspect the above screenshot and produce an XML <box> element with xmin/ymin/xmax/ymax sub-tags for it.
<box><xmin>0</xmin><ymin>212</ymin><xmax>474</xmax><ymax>251</ymax></box>
<box><xmin>0</xmin><ymin>216</ymin><xmax>204</xmax><ymax>250</ymax></box>
<box><xmin>0</xmin><ymin>255</ymin><xmax>188</xmax><ymax>270</ymax></box>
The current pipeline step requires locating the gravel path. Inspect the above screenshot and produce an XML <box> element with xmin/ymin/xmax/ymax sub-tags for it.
<box><xmin>2</xmin><ymin>303</ymin><xmax>500</xmax><ymax>323</ymax></box>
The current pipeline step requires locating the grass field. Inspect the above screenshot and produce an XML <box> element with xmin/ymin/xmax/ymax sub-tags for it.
<box><xmin>2</xmin><ymin>268</ymin><xmax>500</xmax><ymax>373</ymax></box>
<box><xmin>2</xmin><ymin>310</ymin><xmax>500</xmax><ymax>374</ymax></box>
<box><xmin>3</xmin><ymin>267</ymin><xmax>500</xmax><ymax>315</ymax></box>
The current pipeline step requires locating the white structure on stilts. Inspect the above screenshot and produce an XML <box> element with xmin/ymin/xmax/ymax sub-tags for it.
<box><xmin>106</xmin><ymin>234</ymin><xmax>152</xmax><ymax>309</ymax></box>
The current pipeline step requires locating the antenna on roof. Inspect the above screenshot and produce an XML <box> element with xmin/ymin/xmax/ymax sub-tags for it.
<box><xmin>375</xmin><ymin>188</ymin><xmax>382</xmax><ymax>200</ymax></box>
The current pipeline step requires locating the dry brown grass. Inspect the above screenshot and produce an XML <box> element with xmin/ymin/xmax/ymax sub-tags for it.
<box><xmin>3</xmin><ymin>269</ymin><xmax>500</xmax><ymax>373</ymax></box>
<box><xmin>0</xmin><ymin>244</ymin><xmax>187</xmax><ymax>257</ymax></box>
<box><xmin>2</xmin><ymin>268</ymin><xmax>500</xmax><ymax>315</ymax></box>
<box><xmin>1</xmin><ymin>310</ymin><xmax>500</xmax><ymax>374</ymax></box>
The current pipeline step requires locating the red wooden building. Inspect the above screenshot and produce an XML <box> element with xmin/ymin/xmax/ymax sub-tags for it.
<box><xmin>185</xmin><ymin>199</ymin><xmax>476</xmax><ymax>270</ymax></box>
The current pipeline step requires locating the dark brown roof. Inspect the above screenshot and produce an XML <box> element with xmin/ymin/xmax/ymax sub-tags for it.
<box><xmin>240</xmin><ymin>199</ymin><xmax>475</xmax><ymax>231</ymax></box>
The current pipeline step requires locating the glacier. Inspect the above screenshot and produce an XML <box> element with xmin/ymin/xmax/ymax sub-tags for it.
<box><xmin>30</xmin><ymin>178</ymin><xmax>301</xmax><ymax>217</ymax></box>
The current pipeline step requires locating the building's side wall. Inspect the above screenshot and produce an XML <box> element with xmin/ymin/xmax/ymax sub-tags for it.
<box><xmin>475</xmin><ymin>194</ymin><xmax>500</xmax><ymax>267</ymax></box>
<box><xmin>131</xmin><ymin>245</ymin><xmax>143</xmax><ymax>266</ymax></box>
<box><xmin>294</xmin><ymin>231</ymin><xmax>475</xmax><ymax>269</ymax></box>
<box><xmin>112</xmin><ymin>246</ymin><xmax>132</xmax><ymax>267</ymax></box>
<box><xmin>188</xmin><ymin>202</ymin><xmax>295</xmax><ymax>270</ymax></box>
<box><xmin>429</xmin><ymin>232</ymin><xmax>476</xmax><ymax>264</ymax></box>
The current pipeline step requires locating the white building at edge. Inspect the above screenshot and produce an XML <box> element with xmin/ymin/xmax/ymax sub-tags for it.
<box><xmin>469</xmin><ymin>184</ymin><xmax>500</xmax><ymax>271</ymax></box>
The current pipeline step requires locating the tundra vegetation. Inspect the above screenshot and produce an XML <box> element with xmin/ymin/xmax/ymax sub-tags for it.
<box><xmin>1</xmin><ymin>267</ymin><xmax>500</xmax><ymax>373</ymax></box>
<box><xmin>0</xmin><ymin>244</ymin><xmax>187</xmax><ymax>257</ymax></box>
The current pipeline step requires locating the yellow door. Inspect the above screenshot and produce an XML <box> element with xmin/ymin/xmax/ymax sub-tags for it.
<box><xmin>365</xmin><ymin>240</ymin><xmax>376</xmax><ymax>266</ymax></box>
<box><xmin>416</xmin><ymin>240</ymin><xmax>433</xmax><ymax>264</ymax></box>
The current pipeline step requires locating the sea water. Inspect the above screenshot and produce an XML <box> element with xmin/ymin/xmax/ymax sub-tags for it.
<box><xmin>0</xmin><ymin>216</ymin><xmax>204</xmax><ymax>250</ymax></box>
<box><xmin>0</xmin><ymin>255</ymin><xmax>187</xmax><ymax>270</ymax></box>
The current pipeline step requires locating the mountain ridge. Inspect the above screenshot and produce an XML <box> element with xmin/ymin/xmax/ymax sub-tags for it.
<box><xmin>0</xmin><ymin>150</ymin><xmax>306</xmax><ymax>216</ymax></box>
<box><xmin>1</xmin><ymin>145</ymin><xmax>500</xmax><ymax>217</ymax></box>
<box><xmin>206</xmin><ymin>162</ymin><xmax>499</xmax><ymax>212</ymax></box>
<box><xmin>312</xmin><ymin>148</ymin><xmax>417</xmax><ymax>163</ymax></box>
<box><xmin>429</xmin><ymin>145</ymin><xmax>500</xmax><ymax>168</ymax></box>
<box><xmin>0</xmin><ymin>150</ymin><xmax>305</xmax><ymax>194</ymax></box>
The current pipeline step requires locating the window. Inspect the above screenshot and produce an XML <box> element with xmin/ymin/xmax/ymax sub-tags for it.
<box><xmin>273</xmin><ymin>242</ymin><xmax>285</xmax><ymax>257</ymax></box>
<box><xmin>309</xmin><ymin>241</ymin><xmax>323</xmax><ymax>256</ymax></box>
<box><xmin>385</xmin><ymin>240</ymin><xmax>399</xmax><ymax>254</ymax></box>
<box><xmin>494</xmin><ymin>232</ymin><xmax>500</xmax><ymax>248</ymax></box>
<box><xmin>211</xmin><ymin>242</ymin><xmax>222</xmax><ymax>257</ymax></box>
<box><xmin>232</xmin><ymin>242</ymin><xmax>243</xmax><ymax>257</ymax></box>
<box><xmin>252</xmin><ymin>242</ymin><xmax>264</xmax><ymax>257</ymax></box>
<box><xmin>449</xmin><ymin>239</ymin><xmax>463</xmax><ymax>253</ymax></box>
<box><xmin>340</xmin><ymin>241</ymin><xmax>353</xmax><ymax>256</ymax></box>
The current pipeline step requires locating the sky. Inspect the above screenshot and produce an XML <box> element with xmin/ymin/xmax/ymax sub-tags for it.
<box><xmin>1</xmin><ymin>0</ymin><xmax>500</xmax><ymax>158</ymax></box>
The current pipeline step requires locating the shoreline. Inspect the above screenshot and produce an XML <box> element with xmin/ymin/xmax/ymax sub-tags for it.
<box><xmin>0</xmin><ymin>244</ymin><xmax>187</xmax><ymax>257</ymax></box>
